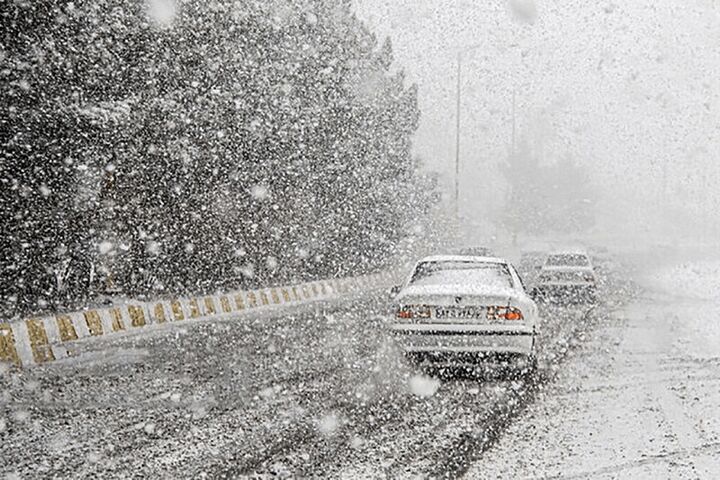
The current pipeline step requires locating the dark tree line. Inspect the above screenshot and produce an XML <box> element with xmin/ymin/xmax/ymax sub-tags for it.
<box><xmin>0</xmin><ymin>0</ymin><xmax>435</xmax><ymax>317</ymax></box>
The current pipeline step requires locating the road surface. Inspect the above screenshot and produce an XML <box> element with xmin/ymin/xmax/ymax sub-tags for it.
<box><xmin>466</xmin><ymin>253</ymin><xmax>720</xmax><ymax>479</ymax></box>
<box><xmin>1</xmin><ymin>257</ymin><xmax>629</xmax><ymax>479</ymax></box>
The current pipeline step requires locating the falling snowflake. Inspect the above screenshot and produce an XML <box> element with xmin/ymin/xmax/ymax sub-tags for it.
<box><xmin>146</xmin><ymin>241</ymin><xmax>161</xmax><ymax>256</ymax></box>
<box><xmin>98</xmin><ymin>241</ymin><xmax>114</xmax><ymax>255</ymax></box>
<box><xmin>317</xmin><ymin>413</ymin><xmax>340</xmax><ymax>436</ymax></box>
<box><xmin>250</xmin><ymin>184</ymin><xmax>271</xmax><ymax>201</ymax></box>
<box><xmin>147</xmin><ymin>0</ymin><xmax>177</xmax><ymax>27</ymax></box>
<box><xmin>408</xmin><ymin>375</ymin><xmax>440</xmax><ymax>398</ymax></box>
<box><xmin>266</xmin><ymin>256</ymin><xmax>278</xmax><ymax>270</ymax></box>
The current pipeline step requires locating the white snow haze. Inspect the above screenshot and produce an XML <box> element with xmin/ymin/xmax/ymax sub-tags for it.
<box><xmin>3</xmin><ymin>1</ymin><xmax>720</xmax><ymax>478</ymax></box>
<box><xmin>355</xmin><ymin>0</ymin><xmax>720</xmax><ymax>246</ymax></box>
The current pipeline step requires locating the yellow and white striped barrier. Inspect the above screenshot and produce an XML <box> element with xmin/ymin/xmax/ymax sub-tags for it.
<box><xmin>0</xmin><ymin>271</ymin><xmax>398</xmax><ymax>368</ymax></box>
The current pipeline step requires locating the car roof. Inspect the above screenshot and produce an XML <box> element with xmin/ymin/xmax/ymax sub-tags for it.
<box><xmin>417</xmin><ymin>255</ymin><xmax>508</xmax><ymax>265</ymax></box>
<box><xmin>541</xmin><ymin>265</ymin><xmax>594</xmax><ymax>272</ymax></box>
<box><xmin>548</xmin><ymin>247</ymin><xmax>589</xmax><ymax>256</ymax></box>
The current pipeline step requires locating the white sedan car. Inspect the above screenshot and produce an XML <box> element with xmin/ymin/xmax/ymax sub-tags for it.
<box><xmin>388</xmin><ymin>255</ymin><xmax>539</xmax><ymax>373</ymax></box>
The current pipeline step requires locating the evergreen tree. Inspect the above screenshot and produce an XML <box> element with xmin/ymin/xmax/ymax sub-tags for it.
<box><xmin>0</xmin><ymin>0</ymin><xmax>434</xmax><ymax>316</ymax></box>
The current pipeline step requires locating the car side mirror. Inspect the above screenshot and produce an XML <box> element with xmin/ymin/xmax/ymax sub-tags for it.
<box><xmin>389</xmin><ymin>285</ymin><xmax>401</xmax><ymax>297</ymax></box>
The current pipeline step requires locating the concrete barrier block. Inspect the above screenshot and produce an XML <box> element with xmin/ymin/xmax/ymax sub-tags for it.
<box><xmin>202</xmin><ymin>297</ymin><xmax>217</xmax><ymax>316</ymax></box>
<box><xmin>234</xmin><ymin>292</ymin><xmax>246</xmax><ymax>310</ymax></box>
<box><xmin>108</xmin><ymin>307</ymin><xmax>128</xmax><ymax>332</ymax></box>
<box><xmin>170</xmin><ymin>299</ymin><xmax>185</xmax><ymax>321</ymax></box>
<box><xmin>219</xmin><ymin>296</ymin><xmax>232</xmax><ymax>314</ymax></box>
<box><xmin>187</xmin><ymin>298</ymin><xmax>202</xmax><ymax>319</ymax></box>
<box><xmin>127</xmin><ymin>305</ymin><xmax>147</xmax><ymax>328</ymax></box>
<box><xmin>151</xmin><ymin>302</ymin><xmax>168</xmax><ymax>324</ymax></box>
<box><xmin>0</xmin><ymin>323</ymin><xmax>21</xmax><ymax>366</ymax></box>
<box><xmin>270</xmin><ymin>289</ymin><xmax>281</xmax><ymax>305</ymax></box>
<box><xmin>246</xmin><ymin>291</ymin><xmax>258</xmax><ymax>308</ymax></box>
<box><xmin>54</xmin><ymin>314</ymin><xmax>79</xmax><ymax>342</ymax></box>
<box><xmin>25</xmin><ymin>318</ymin><xmax>55</xmax><ymax>364</ymax></box>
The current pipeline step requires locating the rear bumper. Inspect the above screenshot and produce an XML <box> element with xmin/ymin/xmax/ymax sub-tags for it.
<box><xmin>388</xmin><ymin>324</ymin><xmax>535</xmax><ymax>357</ymax></box>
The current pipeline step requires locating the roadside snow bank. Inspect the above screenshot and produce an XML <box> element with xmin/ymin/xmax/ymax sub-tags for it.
<box><xmin>642</xmin><ymin>261</ymin><xmax>720</xmax><ymax>301</ymax></box>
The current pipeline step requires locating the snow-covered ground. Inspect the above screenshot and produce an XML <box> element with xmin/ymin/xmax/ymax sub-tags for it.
<box><xmin>1</xmin><ymin>256</ymin><xmax>612</xmax><ymax>478</ymax></box>
<box><xmin>466</xmin><ymin>253</ymin><xmax>720</xmax><ymax>479</ymax></box>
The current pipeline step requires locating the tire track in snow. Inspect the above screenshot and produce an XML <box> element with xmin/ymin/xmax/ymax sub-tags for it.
<box><xmin>303</xmin><ymin>266</ymin><xmax>625</xmax><ymax>478</ymax></box>
<box><xmin>426</xmin><ymin>306</ymin><xmax>597</xmax><ymax>479</ymax></box>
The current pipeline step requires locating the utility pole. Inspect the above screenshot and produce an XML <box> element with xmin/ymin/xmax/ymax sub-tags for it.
<box><xmin>511</xmin><ymin>87</ymin><xmax>516</xmax><ymax>156</ymax></box>
<box><xmin>454</xmin><ymin>42</ymin><xmax>522</xmax><ymax>220</ymax></box>
<box><xmin>455</xmin><ymin>52</ymin><xmax>462</xmax><ymax>219</ymax></box>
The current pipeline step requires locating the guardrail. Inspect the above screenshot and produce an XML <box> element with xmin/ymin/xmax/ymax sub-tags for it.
<box><xmin>0</xmin><ymin>271</ymin><xmax>395</xmax><ymax>368</ymax></box>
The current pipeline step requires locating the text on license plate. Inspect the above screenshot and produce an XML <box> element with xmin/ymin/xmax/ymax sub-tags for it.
<box><xmin>434</xmin><ymin>307</ymin><xmax>485</xmax><ymax>319</ymax></box>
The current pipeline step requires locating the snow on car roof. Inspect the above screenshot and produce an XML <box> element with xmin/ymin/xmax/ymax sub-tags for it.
<box><xmin>548</xmin><ymin>247</ymin><xmax>589</xmax><ymax>255</ymax></box>
<box><xmin>418</xmin><ymin>255</ymin><xmax>508</xmax><ymax>264</ymax></box>
<box><xmin>541</xmin><ymin>264</ymin><xmax>594</xmax><ymax>272</ymax></box>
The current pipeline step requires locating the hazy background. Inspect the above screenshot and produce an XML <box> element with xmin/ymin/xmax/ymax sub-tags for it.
<box><xmin>353</xmin><ymin>0</ymin><xmax>720</xmax><ymax>245</ymax></box>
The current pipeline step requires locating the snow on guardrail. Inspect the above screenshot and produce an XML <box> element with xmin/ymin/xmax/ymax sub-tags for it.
<box><xmin>0</xmin><ymin>271</ymin><xmax>397</xmax><ymax>368</ymax></box>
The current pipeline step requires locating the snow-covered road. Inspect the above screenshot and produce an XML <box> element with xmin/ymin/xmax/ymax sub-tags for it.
<box><xmin>467</xmin><ymin>255</ymin><xmax>720</xmax><ymax>479</ymax></box>
<box><xmin>2</xmin><ymin>256</ymin><xmax>625</xmax><ymax>478</ymax></box>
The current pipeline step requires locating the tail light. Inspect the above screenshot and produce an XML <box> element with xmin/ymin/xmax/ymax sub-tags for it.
<box><xmin>487</xmin><ymin>306</ymin><xmax>524</xmax><ymax>321</ymax></box>
<box><xmin>503</xmin><ymin>308</ymin><xmax>524</xmax><ymax>320</ymax></box>
<box><xmin>397</xmin><ymin>309</ymin><xmax>413</xmax><ymax>319</ymax></box>
<box><xmin>396</xmin><ymin>305</ymin><xmax>431</xmax><ymax>319</ymax></box>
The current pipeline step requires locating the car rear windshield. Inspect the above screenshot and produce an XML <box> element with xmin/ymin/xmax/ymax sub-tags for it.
<box><xmin>409</xmin><ymin>261</ymin><xmax>513</xmax><ymax>288</ymax></box>
<box><xmin>546</xmin><ymin>254</ymin><xmax>590</xmax><ymax>267</ymax></box>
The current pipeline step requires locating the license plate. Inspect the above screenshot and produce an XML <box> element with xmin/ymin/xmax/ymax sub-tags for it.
<box><xmin>434</xmin><ymin>306</ymin><xmax>485</xmax><ymax>319</ymax></box>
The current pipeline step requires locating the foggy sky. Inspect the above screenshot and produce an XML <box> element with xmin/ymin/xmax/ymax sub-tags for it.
<box><xmin>353</xmin><ymin>0</ymin><xmax>720</xmax><ymax>238</ymax></box>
